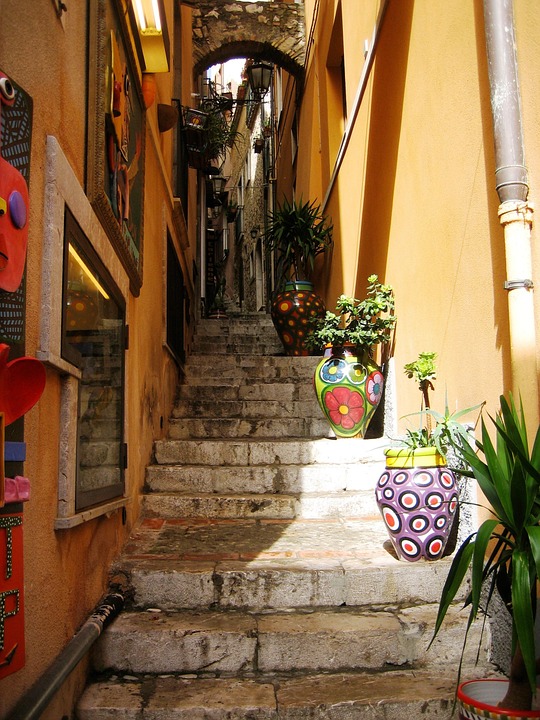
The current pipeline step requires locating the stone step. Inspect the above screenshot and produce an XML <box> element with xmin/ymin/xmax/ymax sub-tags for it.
<box><xmin>77</xmin><ymin>668</ymin><xmax>494</xmax><ymax>719</ymax></box>
<box><xmin>153</xmin><ymin>437</ymin><xmax>385</xmax><ymax>467</ymax></box>
<box><xmin>167</xmin><ymin>416</ymin><xmax>333</xmax><ymax>439</ymax></box>
<box><xmin>192</xmin><ymin>339</ymin><xmax>284</xmax><ymax>355</ymax></box>
<box><xmin>91</xmin><ymin>604</ymin><xmax>482</xmax><ymax>676</ymax></box>
<box><xmin>141</xmin><ymin>490</ymin><xmax>378</xmax><ymax>520</ymax></box>
<box><xmin>172</xmin><ymin>398</ymin><xmax>323</xmax><ymax>420</ymax></box>
<box><xmin>145</xmin><ymin>461</ymin><xmax>383</xmax><ymax>495</ymax></box>
<box><xmin>183</xmin><ymin>354</ymin><xmax>317</xmax><ymax>382</ymax></box>
<box><xmin>195</xmin><ymin>315</ymin><xmax>277</xmax><ymax>333</ymax></box>
<box><xmin>110</xmin><ymin>517</ymin><xmax>461</xmax><ymax>611</ymax></box>
<box><xmin>175</xmin><ymin>382</ymin><xmax>315</xmax><ymax>402</ymax></box>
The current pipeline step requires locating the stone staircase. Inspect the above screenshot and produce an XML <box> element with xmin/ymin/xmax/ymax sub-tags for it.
<box><xmin>77</xmin><ymin>313</ymin><xmax>492</xmax><ymax>719</ymax></box>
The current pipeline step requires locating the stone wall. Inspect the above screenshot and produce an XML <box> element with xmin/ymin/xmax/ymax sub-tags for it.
<box><xmin>191</xmin><ymin>1</ymin><xmax>306</xmax><ymax>78</ymax></box>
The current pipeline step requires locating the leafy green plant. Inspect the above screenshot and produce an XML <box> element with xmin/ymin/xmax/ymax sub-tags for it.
<box><xmin>265</xmin><ymin>198</ymin><xmax>333</xmax><ymax>285</ymax></box>
<box><xmin>204</xmin><ymin>109</ymin><xmax>243</xmax><ymax>163</ymax></box>
<box><xmin>400</xmin><ymin>352</ymin><xmax>483</xmax><ymax>455</ymax></box>
<box><xmin>305</xmin><ymin>275</ymin><xmax>396</xmax><ymax>354</ymax></box>
<box><xmin>404</xmin><ymin>351</ymin><xmax>437</xmax><ymax>410</ymax></box>
<box><xmin>431</xmin><ymin>394</ymin><xmax>540</xmax><ymax>711</ymax></box>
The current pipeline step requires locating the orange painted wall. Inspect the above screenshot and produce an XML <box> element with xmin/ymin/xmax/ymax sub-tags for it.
<box><xmin>295</xmin><ymin>0</ymin><xmax>539</xmax><ymax>432</ymax></box>
<box><xmin>0</xmin><ymin>1</ymin><xmax>194</xmax><ymax>717</ymax></box>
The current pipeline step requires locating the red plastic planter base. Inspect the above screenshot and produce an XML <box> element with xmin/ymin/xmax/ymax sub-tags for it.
<box><xmin>458</xmin><ymin>679</ymin><xmax>540</xmax><ymax>719</ymax></box>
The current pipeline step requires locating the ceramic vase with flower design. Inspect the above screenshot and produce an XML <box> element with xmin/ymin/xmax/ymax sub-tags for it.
<box><xmin>271</xmin><ymin>281</ymin><xmax>326</xmax><ymax>356</ymax></box>
<box><xmin>313</xmin><ymin>345</ymin><xmax>384</xmax><ymax>438</ymax></box>
<box><xmin>375</xmin><ymin>447</ymin><xmax>458</xmax><ymax>562</ymax></box>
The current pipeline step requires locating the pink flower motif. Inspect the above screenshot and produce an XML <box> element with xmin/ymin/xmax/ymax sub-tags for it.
<box><xmin>366</xmin><ymin>370</ymin><xmax>384</xmax><ymax>405</ymax></box>
<box><xmin>324</xmin><ymin>386</ymin><xmax>364</xmax><ymax>430</ymax></box>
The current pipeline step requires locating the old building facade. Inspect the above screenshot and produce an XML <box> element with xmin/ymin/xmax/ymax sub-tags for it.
<box><xmin>1</xmin><ymin>0</ymin><xmax>540</xmax><ymax>717</ymax></box>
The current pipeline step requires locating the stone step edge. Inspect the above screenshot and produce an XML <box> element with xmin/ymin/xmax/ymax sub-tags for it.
<box><xmin>91</xmin><ymin>604</ymin><xmax>484</xmax><ymax>676</ymax></box>
<box><xmin>77</xmin><ymin>668</ymin><xmax>500</xmax><ymax>719</ymax></box>
<box><xmin>141</xmin><ymin>491</ymin><xmax>378</xmax><ymax>500</ymax></box>
<box><xmin>110</xmin><ymin>553</ymin><xmax>466</xmax><ymax>613</ymax></box>
<box><xmin>154</xmin><ymin>437</ymin><xmax>386</xmax><ymax>452</ymax></box>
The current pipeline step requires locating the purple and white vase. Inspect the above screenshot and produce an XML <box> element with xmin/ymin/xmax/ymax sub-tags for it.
<box><xmin>375</xmin><ymin>447</ymin><xmax>458</xmax><ymax>561</ymax></box>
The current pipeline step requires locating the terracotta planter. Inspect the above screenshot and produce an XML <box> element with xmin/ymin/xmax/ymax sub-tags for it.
<box><xmin>375</xmin><ymin>447</ymin><xmax>458</xmax><ymax>561</ymax></box>
<box><xmin>270</xmin><ymin>281</ymin><xmax>325</xmax><ymax>356</ymax></box>
<box><xmin>313</xmin><ymin>345</ymin><xmax>384</xmax><ymax>438</ymax></box>
<box><xmin>458</xmin><ymin>679</ymin><xmax>540</xmax><ymax>719</ymax></box>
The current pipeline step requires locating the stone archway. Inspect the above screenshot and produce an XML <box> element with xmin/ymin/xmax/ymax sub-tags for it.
<box><xmin>190</xmin><ymin>1</ymin><xmax>306</xmax><ymax>80</ymax></box>
<box><xmin>184</xmin><ymin>1</ymin><xmax>306</xmax><ymax>315</ymax></box>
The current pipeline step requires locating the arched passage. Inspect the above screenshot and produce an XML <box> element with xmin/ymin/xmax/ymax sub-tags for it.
<box><xmin>186</xmin><ymin>2</ymin><xmax>307</xmax><ymax>316</ymax></box>
<box><xmin>191</xmin><ymin>1</ymin><xmax>306</xmax><ymax>81</ymax></box>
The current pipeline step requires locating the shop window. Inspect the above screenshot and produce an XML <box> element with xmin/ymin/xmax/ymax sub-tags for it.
<box><xmin>62</xmin><ymin>208</ymin><xmax>126</xmax><ymax>511</ymax></box>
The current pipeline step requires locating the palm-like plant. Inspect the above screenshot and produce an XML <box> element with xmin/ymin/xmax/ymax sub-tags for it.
<box><xmin>432</xmin><ymin>394</ymin><xmax>540</xmax><ymax>710</ymax></box>
<box><xmin>265</xmin><ymin>197</ymin><xmax>333</xmax><ymax>286</ymax></box>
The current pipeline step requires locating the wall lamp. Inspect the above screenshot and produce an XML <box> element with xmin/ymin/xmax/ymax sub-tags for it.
<box><xmin>246</xmin><ymin>62</ymin><xmax>273</xmax><ymax>99</ymax></box>
<box><xmin>212</xmin><ymin>176</ymin><xmax>228</xmax><ymax>195</ymax></box>
<box><xmin>133</xmin><ymin>0</ymin><xmax>161</xmax><ymax>34</ymax></box>
<box><xmin>250</xmin><ymin>226</ymin><xmax>260</xmax><ymax>239</ymax></box>
<box><xmin>130</xmin><ymin>0</ymin><xmax>170</xmax><ymax>73</ymax></box>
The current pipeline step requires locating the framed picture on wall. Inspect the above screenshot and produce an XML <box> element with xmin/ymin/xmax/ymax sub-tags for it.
<box><xmin>87</xmin><ymin>0</ymin><xmax>145</xmax><ymax>296</ymax></box>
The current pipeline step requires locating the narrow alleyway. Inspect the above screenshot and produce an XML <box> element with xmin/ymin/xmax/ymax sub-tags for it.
<box><xmin>77</xmin><ymin>314</ymin><xmax>493</xmax><ymax>719</ymax></box>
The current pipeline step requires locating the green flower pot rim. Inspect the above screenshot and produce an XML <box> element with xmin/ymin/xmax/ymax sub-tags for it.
<box><xmin>284</xmin><ymin>280</ymin><xmax>314</xmax><ymax>291</ymax></box>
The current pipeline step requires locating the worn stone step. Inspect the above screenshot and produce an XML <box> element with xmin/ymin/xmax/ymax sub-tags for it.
<box><xmin>91</xmin><ymin>604</ymin><xmax>482</xmax><ymax>676</ymax></box>
<box><xmin>167</xmin><ymin>416</ymin><xmax>333</xmax><ymax>439</ymax></box>
<box><xmin>195</xmin><ymin>315</ymin><xmax>277</xmax><ymax>333</ymax></box>
<box><xmin>141</xmin><ymin>491</ymin><xmax>378</xmax><ymax>520</ymax></box>
<box><xmin>77</xmin><ymin>669</ymin><xmax>475</xmax><ymax>719</ymax></box>
<box><xmin>172</xmin><ymin>398</ymin><xmax>323</xmax><ymax>420</ymax></box>
<box><xmin>145</xmin><ymin>462</ymin><xmax>383</xmax><ymax>496</ymax></box>
<box><xmin>183</xmin><ymin>355</ymin><xmax>317</xmax><ymax>382</ymax></box>
<box><xmin>193</xmin><ymin>328</ymin><xmax>278</xmax><ymax>342</ymax></box>
<box><xmin>111</xmin><ymin>517</ymin><xmax>460</xmax><ymax>611</ymax></box>
<box><xmin>192</xmin><ymin>339</ymin><xmax>284</xmax><ymax>355</ymax></box>
<box><xmin>175</xmin><ymin>382</ymin><xmax>315</xmax><ymax>402</ymax></box>
<box><xmin>153</xmin><ymin>437</ymin><xmax>385</xmax><ymax>467</ymax></box>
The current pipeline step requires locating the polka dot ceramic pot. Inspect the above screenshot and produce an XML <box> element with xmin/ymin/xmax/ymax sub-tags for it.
<box><xmin>271</xmin><ymin>281</ymin><xmax>325</xmax><ymax>356</ymax></box>
<box><xmin>313</xmin><ymin>345</ymin><xmax>384</xmax><ymax>438</ymax></box>
<box><xmin>375</xmin><ymin>447</ymin><xmax>458</xmax><ymax>561</ymax></box>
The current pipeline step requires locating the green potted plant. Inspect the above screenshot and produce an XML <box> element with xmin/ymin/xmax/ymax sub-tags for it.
<box><xmin>184</xmin><ymin>106</ymin><xmax>242</xmax><ymax>169</ymax></box>
<box><xmin>430</xmin><ymin>394</ymin><xmax>540</xmax><ymax>716</ymax></box>
<box><xmin>266</xmin><ymin>197</ymin><xmax>333</xmax><ymax>356</ymax></box>
<box><xmin>266</xmin><ymin>197</ymin><xmax>333</xmax><ymax>290</ymax></box>
<box><xmin>375</xmin><ymin>351</ymin><xmax>484</xmax><ymax>561</ymax></box>
<box><xmin>306</xmin><ymin>275</ymin><xmax>396</xmax><ymax>439</ymax></box>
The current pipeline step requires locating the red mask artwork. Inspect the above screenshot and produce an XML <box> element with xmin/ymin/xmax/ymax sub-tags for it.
<box><xmin>0</xmin><ymin>72</ymin><xmax>29</xmax><ymax>293</ymax></box>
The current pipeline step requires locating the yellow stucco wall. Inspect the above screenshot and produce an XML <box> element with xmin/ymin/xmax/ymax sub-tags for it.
<box><xmin>0</xmin><ymin>2</ymin><xmax>194</xmax><ymax>717</ymax></box>
<box><xmin>296</xmin><ymin>0</ymin><xmax>539</xmax><ymax>432</ymax></box>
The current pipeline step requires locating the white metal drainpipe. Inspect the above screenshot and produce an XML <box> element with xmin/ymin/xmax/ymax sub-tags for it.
<box><xmin>483</xmin><ymin>0</ymin><xmax>539</xmax><ymax>427</ymax></box>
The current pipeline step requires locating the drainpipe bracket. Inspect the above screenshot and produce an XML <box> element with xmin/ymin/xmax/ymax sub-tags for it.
<box><xmin>498</xmin><ymin>200</ymin><xmax>534</xmax><ymax>226</ymax></box>
<box><xmin>504</xmin><ymin>279</ymin><xmax>534</xmax><ymax>291</ymax></box>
